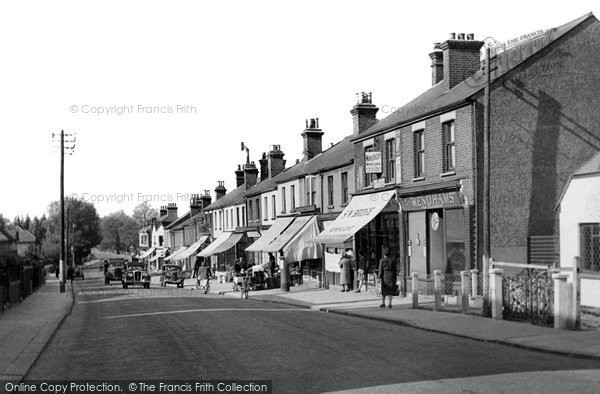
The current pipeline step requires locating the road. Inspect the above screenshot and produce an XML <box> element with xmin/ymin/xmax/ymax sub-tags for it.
<box><xmin>25</xmin><ymin>270</ymin><xmax>600</xmax><ymax>393</ymax></box>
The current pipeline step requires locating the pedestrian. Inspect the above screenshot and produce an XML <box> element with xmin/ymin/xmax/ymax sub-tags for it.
<box><xmin>338</xmin><ymin>251</ymin><xmax>351</xmax><ymax>292</ymax></box>
<box><xmin>67</xmin><ymin>265</ymin><xmax>74</xmax><ymax>284</ymax></box>
<box><xmin>355</xmin><ymin>250</ymin><xmax>368</xmax><ymax>293</ymax></box>
<box><xmin>55</xmin><ymin>264</ymin><xmax>59</xmax><ymax>278</ymax></box>
<box><xmin>378</xmin><ymin>247</ymin><xmax>398</xmax><ymax>308</ymax></box>
<box><xmin>347</xmin><ymin>250</ymin><xmax>356</xmax><ymax>291</ymax></box>
<box><xmin>103</xmin><ymin>260</ymin><xmax>109</xmax><ymax>285</ymax></box>
<box><xmin>268</xmin><ymin>253</ymin><xmax>276</xmax><ymax>277</ymax></box>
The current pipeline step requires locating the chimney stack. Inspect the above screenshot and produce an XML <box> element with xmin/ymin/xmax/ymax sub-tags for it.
<box><xmin>215</xmin><ymin>181</ymin><xmax>227</xmax><ymax>200</ymax></box>
<box><xmin>166</xmin><ymin>203</ymin><xmax>178</xmax><ymax>222</ymax></box>
<box><xmin>302</xmin><ymin>118</ymin><xmax>324</xmax><ymax>160</ymax></box>
<box><xmin>159</xmin><ymin>206</ymin><xmax>167</xmax><ymax>218</ymax></box>
<box><xmin>429</xmin><ymin>43</ymin><xmax>444</xmax><ymax>85</ymax></box>
<box><xmin>439</xmin><ymin>32</ymin><xmax>483</xmax><ymax>90</ymax></box>
<box><xmin>243</xmin><ymin>162</ymin><xmax>259</xmax><ymax>188</ymax></box>
<box><xmin>189</xmin><ymin>194</ymin><xmax>202</xmax><ymax>217</ymax></box>
<box><xmin>351</xmin><ymin>92</ymin><xmax>378</xmax><ymax>136</ymax></box>
<box><xmin>235</xmin><ymin>165</ymin><xmax>245</xmax><ymax>187</ymax></box>
<box><xmin>268</xmin><ymin>144</ymin><xmax>286</xmax><ymax>178</ymax></box>
<box><xmin>200</xmin><ymin>190</ymin><xmax>212</xmax><ymax>208</ymax></box>
<box><xmin>259</xmin><ymin>152</ymin><xmax>269</xmax><ymax>182</ymax></box>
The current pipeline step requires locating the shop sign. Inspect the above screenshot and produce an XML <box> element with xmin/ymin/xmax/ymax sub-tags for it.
<box><xmin>365</xmin><ymin>151</ymin><xmax>382</xmax><ymax>173</ymax></box>
<box><xmin>401</xmin><ymin>191</ymin><xmax>463</xmax><ymax>211</ymax></box>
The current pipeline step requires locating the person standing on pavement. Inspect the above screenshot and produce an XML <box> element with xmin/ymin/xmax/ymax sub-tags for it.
<box><xmin>338</xmin><ymin>251</ymin><xmax>351</xmax><ymax>292</ymax></box>
<box><xmin>347</xmin><ymin>250</ymin><xmax>355</xmax><ymax>291</ymax></box>
<box><xmin>378</xmin><ymin>247</ymin><xmax>397</xmax><ymax>308</ymax></box>
<box><xmin>355</xmin><ymin>250</ymin><xmax>368</xmax><ymax>293</ymax></box>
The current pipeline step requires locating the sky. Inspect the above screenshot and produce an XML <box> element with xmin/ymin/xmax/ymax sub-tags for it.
<box><xmin>1</xmin><ymin>0</ymin><xmax>599</xmax><ymax>220</ymax></box>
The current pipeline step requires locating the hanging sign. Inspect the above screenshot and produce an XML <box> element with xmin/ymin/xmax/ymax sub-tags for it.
<box><xmin>365</xmin><ymin>151</ymin><xmax>382</xmax><ymax>174</ymax></box>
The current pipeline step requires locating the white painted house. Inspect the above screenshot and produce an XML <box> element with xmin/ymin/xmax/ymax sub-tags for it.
<box><xmin>558</xmin><ymin>152</ymin><xmax>600</xmax><ymax>308</ymax></box>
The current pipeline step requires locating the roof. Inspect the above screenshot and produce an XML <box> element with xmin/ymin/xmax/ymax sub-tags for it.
<box><xmin>179</xmin><ymin>210</ymin><xmax>206</xmax><ymax>227</ymax></box>
<box><xmin>574</xmin><ymin>151</ymin><xmax>600</xmax><ymax>176</ymax></box>
<box><xmin>164</xmin><ymin>212</ymin><xmax>192</xmax><ymax>231</ymax></box>
<box><xmin>355</xmin><ymin>12</ymin><xmax>595</xmax><ymax>141</ymax></box>
<box><xmin>1</xmin><ymin>226</ymin><xmax>36</xmax><ymax>243</ymax></box>
<box><xmin>245</xmin><ymin>177</ymin><xmax>278</xmax><ymax>198</ymax></box>
<box><xmin>204</xmin><ymin>184</ymin><xmax>247</xmax><ymax>211</ymax></box>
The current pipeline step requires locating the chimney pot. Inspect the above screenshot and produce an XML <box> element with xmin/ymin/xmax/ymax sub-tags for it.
<box><xmin>467</xmin><ymin>33</ymin><xmax>474</xmax><ymax>40</ymax></box>
<box><xmin>457</xmin><ymin>33</ymin><xmax>465</xmax><ymax>40</ymax></box>
<box><xmin>449</xmin><ymin>32</ymin><xmax>456</xmax><ymax>39</ymax></box>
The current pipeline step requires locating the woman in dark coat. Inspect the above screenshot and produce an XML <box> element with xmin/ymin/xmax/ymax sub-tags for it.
<box><xmin>339</xmin><ymin>252</ymin><xmax>351</xmax><ymax>292</ymax></box>
<box><xmin>378</xmin><ymin>247</ymin><xmax>397</xmax><ymax>308</ymax></box>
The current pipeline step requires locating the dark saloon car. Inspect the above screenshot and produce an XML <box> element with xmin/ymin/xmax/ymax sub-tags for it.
<box><xmin>160</xmin><ymin>264</ymin><xmax>185</xmax><ymax>288</ymax></box>
<box><xmin>105</xmin><ymin>259</ymin><xmax>126</xmax><ymax>285</ymax></box>
<box><xmin>122</xmin><ymin>262</ymin><xmax>151</xmax><ymax>289</ymax></box>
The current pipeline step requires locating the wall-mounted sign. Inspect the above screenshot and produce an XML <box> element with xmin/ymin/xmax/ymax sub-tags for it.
<box><xmin>431</xmin><ymin>212</ymin><xmax>439</xmax><ymax>231</ymax></box>
<box><xmin>401</xmin><ymin>191</ymin><xmax>463</xmax><ymax>211</ymax></box>
<box><xmin>365</xmin><ymin>151</ymin><xmax>382</xmax><ymax>174</ymax></box>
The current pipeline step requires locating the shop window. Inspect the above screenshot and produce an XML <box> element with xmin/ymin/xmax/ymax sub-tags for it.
<box><xmin>327</xmin><ymin>175</ymin><xmax>334</xmax><ymax>207</ymax></box>
<box><xmin>386</xmin><ymin>139</ymin><xmax>395</xmax><ymax>182</ymax></box>
<box><xmin>445</xmin><ymin>208</ymin><xmax>465</xmax><ymax>273</ymax></box>
<box><xmin>341</xmin><ymin>172</ymin><xmax>348</xmax><ymax>204</ymax></box>
<box><xmin>414</xmin><ymin>130</ymin><xmax>425</xmax><ymax>177</ymax></box>
<box><xmin>581</xmin><ymin>223</ymin><xmax>600</xmax><ymax>273</ymax></box>
<box><xmin>443</xmin><ymin>121</ymin><xmax>456</xmax><ymax>172</ymax></box>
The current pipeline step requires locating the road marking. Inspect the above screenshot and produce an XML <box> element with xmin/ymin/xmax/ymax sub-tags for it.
<box><xmin>104</xmin><ymin>308</ymin><xmax>315</xmax><ymax>319</ymax></box>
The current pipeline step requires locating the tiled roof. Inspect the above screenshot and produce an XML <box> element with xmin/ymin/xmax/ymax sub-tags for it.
<box><xmin>1</xmin><ymin>226</ymin><xmax>35</xmax><ymax>243</ymax></box>
<box><xmin>165</xmin><ymin>212</ymin><xmax>191</xmax><ymax>230</ymax></box>
<box><xmin>574</xmin><ymin>151</ymin><xmax>600</xmax><ymax>176</ymax></box>
<box><xmin>305</xmin><ymin>136</ymin><xmax>353</xmax><ymax>173</ymax></box>
<box><xmin>204</xmin><ymin>184</ymin><xmax>247</xmax><ymax>211</ymax></box>
<box><xmin>354</xmin><ymin>13</ymin><xmax>595</xmax><ymax>140</ymax></box>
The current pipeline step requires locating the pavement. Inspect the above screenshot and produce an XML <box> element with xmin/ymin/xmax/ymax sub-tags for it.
<box><xmin>2</xmin><ymin>273</ymin><xmax>599</xmax><ymax>384</ymax></box>
<box><xmin>0</xmin><ymin>277</ymin><xmax>73</xmax><ymax>381</ymax></box>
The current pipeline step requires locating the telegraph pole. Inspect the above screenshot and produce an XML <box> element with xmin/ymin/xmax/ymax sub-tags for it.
<box><xmin>482</xmin><ymin>47</ymin><xmax>492</xmax><ymax>312</ymax></box>
<box><xmin>52</xmin><ymin>130</ymin><xmax>76</xmax><ymax>293</ymax></box>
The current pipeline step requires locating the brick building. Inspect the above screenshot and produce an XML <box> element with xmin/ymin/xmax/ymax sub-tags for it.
<box><xmin>350</xmin><ymin>13</ymin><xmax>600</xmax><ymax>290</ymax></box>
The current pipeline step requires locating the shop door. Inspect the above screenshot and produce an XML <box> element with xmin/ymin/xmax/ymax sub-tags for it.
<box><xmin>427</xmin><ymin>210</ymin><xmax>445</xmax><ymax>273</ymax></box>
<box><xmin>408</xmin><ymin>211</ymin><xmax>426</xmax><ymax>275</ymax></box>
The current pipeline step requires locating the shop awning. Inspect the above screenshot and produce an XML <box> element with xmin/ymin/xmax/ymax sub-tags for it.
<box><xmin>149</xmin><ymin>248</ymin><xmax>167</xmax><ymax>262</ymax></box>
<box><xmin>209</xmin><ymin>232</ymin><xmax>244</xmax><ymax>255</ymax></box>
<box><xmin>279</xmin><ymin>215</ymin><xmax>321</xmax><ymax>263</ymax></box>
<box><xmin>197</xmin><ymin>234</ymin><xmax>229</xmax><ymax>257</ymax></box>
<box><xmin>245</xmin><ymin>217</ymin><xmax>295</xmax><ymax>253</ymax></box>
<box><xmin>263</xmin><ymin>215</ymin><xmax>314</xmax><ymax>253</ymax></box>
<box><xmin>138</xmin><ymin>247</ymin><xmax>155</xmax><ymax>259</ymax></box>
<box><xmin>246</xmin><ymin>231</ymin><xmax>261</xmax><ymax>239</ymax></box>
<box><xmin>176</xmin><ymin>236</ymin><xmax>209</xmax><ymax>260</ymax></box>
<box><xmin>309</xmin><ymin>190</ymin><xmax>396</xmax><ymax>244</ymax></box>
<box><xmin>163</xmin><ymin>246</ymin><xmax>187</xmax><ymax>261</ymax></box>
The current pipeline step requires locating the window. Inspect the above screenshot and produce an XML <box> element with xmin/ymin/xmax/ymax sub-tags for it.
<box><xmin>305</xmin><ymin>176</ymin><xmax>316</xmax><ymax>205</ymax></box>
<box><xmin>226</xmin><ymin>210</ymin><xmax>229</xmax><ymax>229</ymax></box>
<box><xmin>158</xmin><ymin>235</ymin><xmax>164</xmax><ymax>247</ymax></box>
<box><xmin>386</xmin><ymin>139</ymin><xmax>395</xmax><ymax>182</ymax></box>
<box><xmin>236</xmin><ymin>207</ymin><xmax>240</xmax><ymax>228</ymax></box>
<box><xmin>327</xmin><ymin>175</ymin><xmax>334</xmax><ymax>206</ymax></box>
<box><xmin>271</xmin><ymin>195</ymin><xmax>276</xmax><ymax>219</ymax></box>
<box><xmin>291</xmin><ymin>185</ymin><xmax>296</xmax><ymax>210</ymax></box>
<box><xmin>581</xmin><ymin>223</ymin><xmax>600</xmax><ymax>273</ymax></box>
<box><xmin>248</xmin><ymin>201</ymin><xmax>253</xmax><ymax>223</ymax></box>
<box><xmin>281</xmin><ymin>187</ymin><xmax>287</xmax><ymax>213</ymax></box>
<box><xmin>414</xmin><ymin>130</ymin><xmax>425</xmax><ymax>177</ymax></box>
<box><xmin>341</xmin><ymin>172</ymin><xmax>348</xmax><ymax>204</ymax></box>
<box><xmin>255</xmin><ymin>198</ymin><xmax>260</xmax><ymax>220</ymax></box>
<box><xmin>219</xmin><ymin>211</ymin><xmax>222</xmax><ymax>230</ymax></box>
<box><xmin>443</xmin><ymin>121</ymin><xmax>456</xmax><ymax>171</ymax></box>
<box><xmin>241</xmin><ymin>206</ymin><xmax>246</xmax><ymax>226</ymax></box>
<box><xmin>264</xmin><ymin>196</ymin><xmax>268</xmax><ymax>221</ymax></box>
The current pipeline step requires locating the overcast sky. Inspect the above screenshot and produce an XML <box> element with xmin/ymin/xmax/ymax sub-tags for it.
<box><xmin>1</xmin><ymin>0</ymin><xmax>598</xmax><ymax>220</ymax></box>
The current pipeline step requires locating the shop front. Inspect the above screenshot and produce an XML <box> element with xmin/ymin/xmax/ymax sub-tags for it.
<box><xmin>311</xmin><ymin>189</ymin><xmax>400</xmax><ymax>288</ymax></box>
<box><xmin>399</xmin><ymin>187</ymin><xmax>470</xmax><ymax>278</ymax></box>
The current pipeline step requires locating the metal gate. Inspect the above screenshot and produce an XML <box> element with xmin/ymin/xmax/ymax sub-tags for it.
<box><xmin>502</xmin><ymin>267</ymin><xmax>554</xmax><ymax>327</ymax></box>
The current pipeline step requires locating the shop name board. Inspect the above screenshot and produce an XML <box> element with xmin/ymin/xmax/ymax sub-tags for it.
<box><xmin>365</xmin><ymin>151</ymin><xmax>382</xmax><ymax>174</ymax></box>
<box><xmin>402</xmin><ymin>191</ymin><xmax>462</xmax><ymax>211</ymax></box>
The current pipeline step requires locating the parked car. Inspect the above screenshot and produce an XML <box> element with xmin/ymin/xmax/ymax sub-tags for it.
<box><xmin>161</xmin><ymin>264</ymin><xmax>185</xmax><ymax>288</ymax></box>
<box><xmin>73</xmin><ymin>265</ymin><xmax>85</xmax><ymax>280</ymax></box>
<box><xmin>122</xmin><ymin>262</ymin><xmax>151</xmax><ymax>289</ymax></box>
<box><xmin>105</xmin><ymin>259</ymin><xmax>126</xmax><ymax>285</ymax></box>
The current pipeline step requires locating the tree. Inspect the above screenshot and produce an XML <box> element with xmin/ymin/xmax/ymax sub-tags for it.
<box><xmin>31</xmin><ymin>215</ymin><xmax>48</xmax><ymax>255</ymax></box>
<box><xmin>100</xmin><ymin>211</ymin><xmax>139</xmax><ymax>254</ymax></box>
<box><xmin>132</xmin><ymin>201</ymin><xmax>159</xmax><ymax>229</ymax></box>
<box><xmin>42</xmin><ymin>198</ymin><xmax>102</xmax><ymax>264</ymax></box>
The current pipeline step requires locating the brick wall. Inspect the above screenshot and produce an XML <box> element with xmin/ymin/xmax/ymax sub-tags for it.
<box><xmin>477</xmin><ymin>17</ymin><xmax>600</xmax><ymax>263</ymax></box>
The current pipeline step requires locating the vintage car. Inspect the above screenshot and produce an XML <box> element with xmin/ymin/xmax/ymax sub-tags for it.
<box><xmin>122</xmin><ymin>262</ymin><xmax>151</xmax><ymax>289</ymax></box>
<box><xmin>160</xmin><ymin>264</ymin><xmax>185</xmax><ymax>288</ymax></box>
<box><xmin>105</xmin><ymin>259</ymin><xmax>126</xmax><ymax>285</ymax></box>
